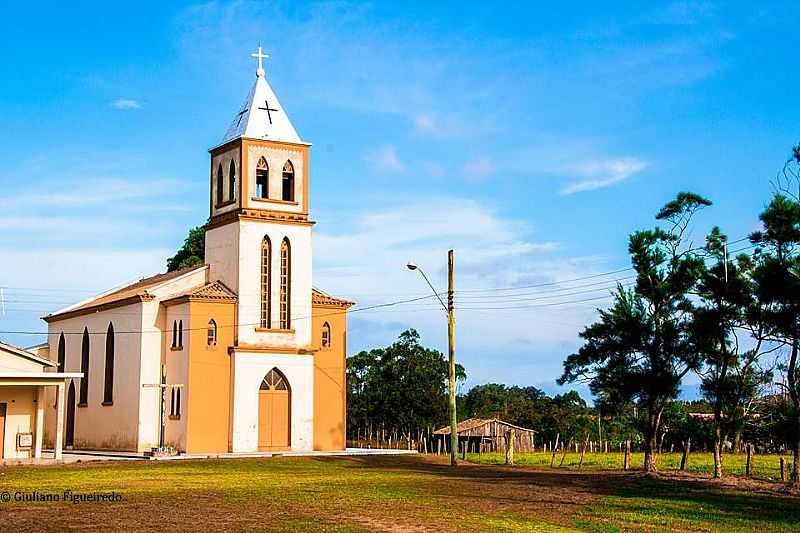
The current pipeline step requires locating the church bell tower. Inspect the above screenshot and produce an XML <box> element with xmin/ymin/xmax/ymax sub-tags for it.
<box><xmin>204</xmin><ymin>47</ymin><xmax>314</xmax><ymax>350</ymax></box>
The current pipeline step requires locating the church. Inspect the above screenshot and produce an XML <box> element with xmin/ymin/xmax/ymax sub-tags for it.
<box><xmin>40</xmin><ymin>47</ymin><xmax>353</xmax><ymax>455</ymax></box>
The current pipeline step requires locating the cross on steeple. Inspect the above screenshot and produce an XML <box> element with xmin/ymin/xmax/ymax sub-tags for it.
<box><xmin>235</xmin><ymin>106</ymin><xmax>249</xmax><ymax>126</ymax></box>
<box><xmin>258</xmin><ymin>100</ymin><xmax>279</xmax><ymax>125</ymax></box>
<box><xmin>251</xmin><ymin>45</ymin><xmax>270</xmax><ymax>77</ymax></box>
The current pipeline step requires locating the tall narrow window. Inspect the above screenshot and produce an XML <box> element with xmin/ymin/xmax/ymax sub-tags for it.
<box><xmin>280</xmin><ymin>238</ymin><xmax>291</xmax><ymax>329</ymax></box>
<box><xmin>207</xmin><ymin>319</ymin><xmax>217</xmax><ymax>346</ymax></box>
<box><xmin>216</xmin><ymin>163</ymin><xmax>224</xmax><ymax>205</ymax></box>
<box><xmin>103</xmin><ymin>323</ymin><xmax>114</xmax><ymax>405</ymax></box>
<box><xmin>178</xmin><ymin>320</ymin><xmax>183</xmax><ymax>348</ymax></box>
<box><xmin>282</xmin><ymin>160</ymin><xmax>295</xmax><ymax>201</ymax></box>
<box><xmin>79</xmin><ymin>327</ymin><xmax>89</xmax><ymax>405</ymax></box>
<box><xmin>322</xmin><ymin>322</ymin><xmax>331</xmax><ymax>348</ymax></box>
<box><xmin>228</xmin><ymin>160</ymin><xmax>236</xmax><ymax>201</ymax></box>
<box><xmin>256</xmin><ymin>156</ymin><xmax>269</xmax><ymax>199</ymax></box>
<box><xmin>170</xmin><ymin>387</ymin><xmax>181</xmax><ymax>418</ymax></box>
<box><xmin>172</xmin><ymin>320</ymin><xmax>178</xmax><ymax>348</ymax></box>
<box><xmin>261</xmin><ymin>236</ymin><xmax>272</xmax><ymax>328</ymax></box>
<box><xmin>57</xmin><ymin>333</ymin><xmax>65</xmax><ymax>373</ymax></box>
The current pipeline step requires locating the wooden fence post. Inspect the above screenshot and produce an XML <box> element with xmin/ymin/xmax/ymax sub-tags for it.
<box><xmin>680</xmin><ymin>437</ymin><xmax>691</xmax><ymax>472</ymax></box>
<box><xmin>550</xmin><ymin>433</ymin><xmax>560</xmax><ymax>468</ymax></box>
<box><xmin>578</xmin><ymin>433</ymin><xmax>590</xmax><ymax>469</ymax></box>
<box><xmin>506</xmin><ymin>429</ymin><xmax>515</xmax><ymax>465</ymax></box>
<box><xmin>745</xmin><ymin>443</ymin><xmax>752</xmax><ymax>478</ymax></box>
<box><xmin>780</xmin><ymin>456</ymin><xmax>786</xmax><ymax>481</ymax></box>
<box><xmin>623</xmin><ymin>440</ymin><xmax>631</xmax><ymax>471</ymax></box>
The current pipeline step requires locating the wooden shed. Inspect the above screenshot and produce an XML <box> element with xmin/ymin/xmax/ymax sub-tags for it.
<box><xmin>433</xmin><ymin>418</ymin><xmax>536</xmax><ymax>454</ymax></box>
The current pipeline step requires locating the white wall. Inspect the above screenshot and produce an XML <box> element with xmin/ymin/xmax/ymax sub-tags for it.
<box><xmin>44</xmin><ymin>303</ymin><xmax>144</xmax><ymax>450</ymax></box>
<box><xmin>230</xmin><ymin>351</ymin><xmax>314</xmax><ymax>452</ymax></box>
<box><xmin>235</xmin><ymin>219</ymin><xmax>313</xmax><ymax>348</ymax></box>
<box><xmin>205</xmin><ymin>222</ymin><xmax>240</xmax><ymax>295</ymax></box>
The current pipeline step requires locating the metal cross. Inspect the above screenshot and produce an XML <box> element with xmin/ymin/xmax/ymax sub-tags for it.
<box><xmin>236</xmin><ymin>107</ymin><xmax>249</xmax><ymax>127</ymax></box>
<box><xmin>258</xmin><ymin>100</ymin><xmax>279</xmax><ymax>124</ymax></box>
<box><xmin>251</xmin><ymin>46</ymin><xmax>270</xmax><ymax>72</ymax></box>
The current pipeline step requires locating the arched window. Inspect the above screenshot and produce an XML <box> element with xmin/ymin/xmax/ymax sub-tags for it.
<box><xmin>260</xmin><ymin>368</ymin><xmax>289</xmax><ymax>391</ymax></box>
<box><xmin>282</xmin><ymin>160</ymin><xmax>294</xmax><ymax>201</ymax></box>
<box><xmin>216</xmin><ymin>163</ymin><xmax>224</xmax><ymax>206</ymax></box>
<box><xmin>57</xmin><ymin>333</ymin><xmax>65</xmax><ymax>373</ymax></box>
<box><xmin>322</xmin><ymin>322</ymin><xmax>331</xmax><ymax>348</ymax></box>
<box><xmin>178</xmin><ymin>320</ymin><xmax>183</xmax><ymax>348</ymax></box>
<box><xmin>172</xmin><ymin>320</ymin><xmax>178</xmax><ymax>348</ymax></box>
<box><xmin>207</xmin><ymin>319</ymin><xmax>217</xmax><ymax>346</ymax></box>
<box><xmin>103</xmin><ymin>323</ymin><xmax>114</xmax><ymax>405</ymax></box>
<box><xmin>256</xmin><ymin>156</ymin><xmax>269</xmax><ymax>199</ymax></box>
<box><xmin>170</xmin><ymin>386</ymin><xmax>181</xmax><ymax>418</ymax></box>
<box><xmin>280</xmin><ymin>238</ymin><xmax>291</xmax><ymax>329</ymax></box>
<box><xmin>261</xmin><ymin>236</ymin><xmax>272</xmax><ymax>328</ymax></box>
<box><xmin>229</xmin><ymin>160</ymin><xmax>236</xmax><ymax>201</ymax></box>
<box><xmin>79</xmin><ymin>327</ymin><xmax>90</xmax><ymax>405</ymax></box>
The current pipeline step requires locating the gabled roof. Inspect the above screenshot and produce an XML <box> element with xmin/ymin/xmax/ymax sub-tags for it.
<box><xmin>0</xmin><ymin>340</ymin><xmax>56</xmax><ymax>367</ymax></box>
<box><xmin>219</xmin><ymin>61</ymin><xmax>304</xmax><ymax>147</ymax></box>
<box><xmin>163</xmin><ymin>280</ymin><xmax>238</xmax><ymax>305</ymax></box>
<box><xmin>433</xmin><ymin>418</ymin><xmax>536</xmax><ymax>435</ymax></box>
<box><xmin>43</xmin><ymin>265</ymin><xmax>208</xmax><ymax>322</ymax></box>
<box><xmin>312</xmin><ymin>288</ymin><xmax>355</xmax><ymax>309</ymax></box>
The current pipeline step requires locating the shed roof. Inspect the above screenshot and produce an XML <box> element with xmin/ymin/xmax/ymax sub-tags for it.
<box><xmin>0</xmin><ymin>340</ymin><xmax>56</xmax><ymax>368</ymax></box>
<box><xmin>433</xmin><ymin>418</ymin><xmax>535</xmax><ymax>435</ymax></box>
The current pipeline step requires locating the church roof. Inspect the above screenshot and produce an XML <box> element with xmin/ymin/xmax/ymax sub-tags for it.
<box><xmin>312</xmin><ymin>288</ymin><xmax>355</xmax><ymax>309</ymax></box>
<box><xmin>163</xmin><ymin>280</ymin><xmax>238</xmax><ymax>305</ymax></box>
<box><xmin>43</xmin><ymin>265</ymin><xmax>208</xmax><ymax>322</ymax></box>
<box><xmin>219</xmin><ymin>47</ymin><xmax>304</xmax><ymax>147</ymax></box>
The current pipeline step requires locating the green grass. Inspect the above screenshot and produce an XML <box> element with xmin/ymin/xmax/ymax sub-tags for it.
<box><xmin>467</xmin><ymin>451</ymin><xmax>789</xmax><ymax>480</ymax></box>
<box><xmin>0</xmin><ymin>455</ymin><xmax>797</xmax><ymax>531</ymax></box>
<box><xmin>576</xmin><ymin>478</ymin><xmax>800</xmax><ymax>533</ymax></box>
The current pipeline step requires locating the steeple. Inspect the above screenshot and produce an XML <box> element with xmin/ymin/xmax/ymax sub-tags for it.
<box><xmin>221</xmin><ymin>46</ymin><xmax>303</xmax><ymax>145</ymax></box>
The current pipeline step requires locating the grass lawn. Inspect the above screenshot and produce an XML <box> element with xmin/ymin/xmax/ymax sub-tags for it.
<box><xmin>468</xmin><ymin>451</ymin><xmax>789</xmax><ymax>481</ymax></box>
<box><xmin>0</xmin><ymin>454</ymin><xmax>797</xmax><ymax>532</ymax></box>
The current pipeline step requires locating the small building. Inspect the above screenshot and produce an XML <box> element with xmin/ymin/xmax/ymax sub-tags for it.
<box><xmin>434</xmin><ymin>418</ymin><xmax>536</xmax><ymax>453</ymax></box>
<box><xmin>0</xmin><ymin>341</ymin><xmax>81</xmax><ymax>461</ymax></box>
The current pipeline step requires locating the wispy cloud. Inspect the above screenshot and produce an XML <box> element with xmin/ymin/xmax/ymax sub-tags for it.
<box><xmin>0</xmin><ymin>178</ymin><xmax>188</xmax><ymax>209</ymax></box>
<box><xmin>413</xmin><ymin>113</ymin><xmax>465</xmax><ymax>139</ymax></box>
<box><xmin>364</xmin><ymin>145</ymin><xmax>405</xmax><ymax>173</ymax></box>
<box><xmin>560</xmin><ymin>158</ymin><xmax>648</xmax><ymax>195</ymax></box>
<box><xmin>111</xmin><ymin>98</ymin><xmax>143</xmax><ymax>110</ymax></box>
<box><xmin>314</xmin><ymin>197</ymin><xmax>612</xmax><ymax>356</ymax></box>
<box><xmin>463</xmin><ymin>158</ymin><xmax>496</xmax><ymax>181</ymax></box>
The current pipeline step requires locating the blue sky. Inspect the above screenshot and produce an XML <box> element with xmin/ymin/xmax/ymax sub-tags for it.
<box><xmin>1</xmin><ymin>1</ymin><xmax>798</xmax><ymax>398</ymax></box>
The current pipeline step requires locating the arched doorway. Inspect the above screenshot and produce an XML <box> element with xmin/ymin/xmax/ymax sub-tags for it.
<box><xmin>65</xmin><ymin>381</ymin><xmax>76</xmax><ymax>448</ymax></box>
<box><xmin>257</xmin><ymin>368</ymin><xmax>290</xmax><ymax>451</ymax></box>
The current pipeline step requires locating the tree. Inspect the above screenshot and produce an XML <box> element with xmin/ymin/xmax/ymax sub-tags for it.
<box><xmin>749</xmin><ymin>143</ymin><xmax>800</xmax><ymax>484</ymax></box>
<box><xmin>692</xmin><ymin>226</ymin><xmax>771</xmax><ymax>477</ymax></box>
<box><xmin>166</xmin><ymin>226</ymin><xmax>205</xmax><ymax>272</ymax></box>
<box><xmin>346</xmin><ymin>329</ymin><xmax>466</xmax><ymax>441</ymax></box>
<box><xmin>560</xmin><ymin>192</ymin><xmax>709</xmax><ymax>472</ymax></box>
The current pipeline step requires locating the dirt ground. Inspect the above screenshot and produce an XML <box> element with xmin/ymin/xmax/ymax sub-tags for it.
<box><xmin>0</xmin><ymin>454</ymin><xmax>797</xmax><ymax>532</ymax></box>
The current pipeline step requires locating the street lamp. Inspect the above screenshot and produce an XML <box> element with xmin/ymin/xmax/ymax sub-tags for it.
<box><xmin>407</xmin><ymin>251</ymin><xmax>458</xmax><ymax>466</ymax></box>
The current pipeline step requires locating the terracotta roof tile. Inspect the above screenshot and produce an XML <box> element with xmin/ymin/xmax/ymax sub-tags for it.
<box><xmin>312</xmin><ymin>288</ymin><xmax>355</xmax><ymax>308</ymax></box>
<box><xmin>44</xmin><ymin>265</ymin><xmax>206</xmax><ymax>321</ymax></box>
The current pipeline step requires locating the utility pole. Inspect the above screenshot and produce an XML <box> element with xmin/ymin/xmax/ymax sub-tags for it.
<box><xmin>447</xmin><ymin>249</ymin><xmax>458</xmax><ymax>466</ymax></box>
<box><xmin>407</xmin><ymin>250</ymin><xmax>459</xmax><ymax>466</ymax></box>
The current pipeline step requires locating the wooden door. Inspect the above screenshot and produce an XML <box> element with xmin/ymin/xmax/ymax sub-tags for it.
<box><xmin>0</xmin><ymin>403</ymin><xmax>6</xmax><ymax>459</ymax></box>
<box><xmin>65</xmin><ymin>381</ymin><xmax>76</xmax><ymax>448</ymax></box>
<box><xmin>257</xmin><ymin>369</ymin><xmax>290</xmax><ymax>450</ymax></box>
